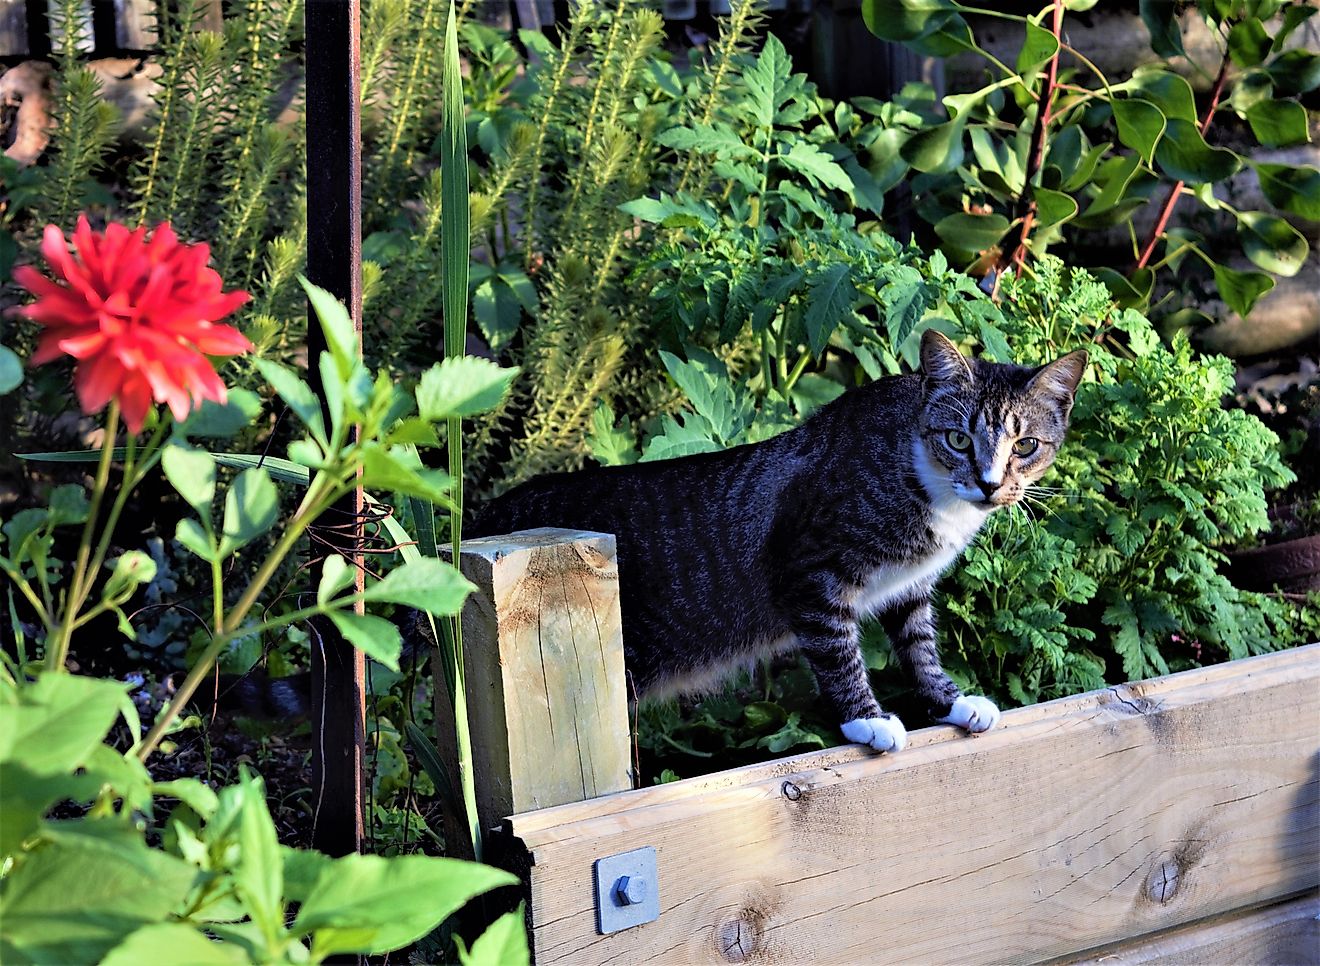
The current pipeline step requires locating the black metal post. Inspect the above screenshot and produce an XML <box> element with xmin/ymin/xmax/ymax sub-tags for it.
<box><xmin>304</xmin><ymin>0</ymin><xmax>365</xmax><ymax>859</ymax></box>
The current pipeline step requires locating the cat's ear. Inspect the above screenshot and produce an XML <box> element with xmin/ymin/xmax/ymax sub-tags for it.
<box><xmin>1026</xmin><ymin>350</ymin><xmax>1089</xmax><ymax>411</ymax></box>
<box><xmin>920</xmin><ymin>330</ymin><xmax>972</xmax><ymax>384</ymax></box>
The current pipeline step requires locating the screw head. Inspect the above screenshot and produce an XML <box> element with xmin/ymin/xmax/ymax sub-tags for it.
<box><xmin>614</xmin><ymin>874</ymin><xmax>646</xmax><ymax>906</ymax></box>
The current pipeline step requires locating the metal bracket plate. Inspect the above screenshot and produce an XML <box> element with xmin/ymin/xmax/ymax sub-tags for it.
<box><xmin>593</xmin><ymin>845</ymin><xmax>659</xmax><ymax>934</ymax></box>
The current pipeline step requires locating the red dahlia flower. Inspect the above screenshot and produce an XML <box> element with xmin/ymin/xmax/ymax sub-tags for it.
<box><xmin>11</xmin><ymin>216</ymin><xmax>252</xmax><ymax>433</ymax></box>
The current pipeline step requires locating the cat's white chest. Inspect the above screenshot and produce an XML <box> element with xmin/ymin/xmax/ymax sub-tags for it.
<box><xmin>850</xmin><ymin>504</ymin><xmax>988</xmax><ymax>618</ymax></box>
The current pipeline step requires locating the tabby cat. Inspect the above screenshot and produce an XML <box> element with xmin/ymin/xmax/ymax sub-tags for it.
<box><xmin>471</xmin><ymin>330</ymin><xmax>1088</xmax><ymax>752</ymax></box>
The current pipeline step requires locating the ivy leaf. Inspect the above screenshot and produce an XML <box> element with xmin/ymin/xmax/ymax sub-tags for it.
<box><xmin>1254</xmin><ymin>163</ymin><xmax>1320</xmax><ymax>220</ymax></box>
<box><xmin>802</xmin><ymin>263</ymin><xmax>857</xmax><ymax>356</ymax></box>
<box><xmin>1266</xmin><ymin>49</ymin><xmax>1320</xmax><ymax>96</ymax></box>
<box><xmin>1154</xmin><ymin>118</ymin><xmax>1240</xmax><ymax>184</ymax></box>
<box><xmin>1245</xmin><ymin>99</ymin><xmax>1311</xmax><ymax>148</ymax></box>
<box><xmin>1016</xmin><ymin>19</ymin><xmax>1060</xmax><ymax>76</ymax></box>
<box><xmin>1237</xmin><ymin>211</ymin><xmax>1309</xmax><ymax>277</ymax></box>
<box><xmin>1211</xmin><ymin>262</ymin><xmax>1275</xmax><ymax>317</ymax></box>
<box><xmin>900</xmin><ymin>118</ymin><xmax>966</xmax><ymax>174</ymax></box>
<box><xmin>1227</xmin><ymin>18</ymin><xmax>1270</xmax><ymax>68</ymax></box>
<box><xmin>1126</xmin><ymin>67</ymin><xmax>1197</xmax><ymax>124</ymax></box>
<box><xmin>1139</xmin><ymin>0</ymin><xmax>1185</xmax><ymax>58</ymax></box>
<box><xmin>934</xmin><ymin>211</ymin><xmax>1010</xmax><ymax>252</ymax></box>
<box><xmin>861</xmin><ymin>0</ymin><xmax>958</xmax><ymax>42</ymax></box>
<box><xmin>1032</xmin><ymin>187</ymin><xmax>1079</xmax><ymax>231</ymax></box>
<box><xmin>1111</xmin><ymin>98</ymin><xmax>1166</xmax><ymax>162</ymax></box>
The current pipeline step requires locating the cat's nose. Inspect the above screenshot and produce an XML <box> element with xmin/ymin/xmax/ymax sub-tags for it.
<box><xmin>976</xmin><ymin>477</ymin><xmax>998</xmax><ymax>499</ymax></box>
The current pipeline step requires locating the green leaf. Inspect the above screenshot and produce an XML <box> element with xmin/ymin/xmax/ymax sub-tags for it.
<box><xmin>360</xmin><ymin>446</ymin><xmax>453</xmax><ymax>504</ymax></box>
<box><xmin>1032</xmin><ymin>187</ymin><xmax>1079</xmax><ymax>231</ymax></box>
<box><xmin>403</xmin><ymin>721</ymin><xmax>457</xmax><ymax>821</ymax></box>
<box><xmin>934</xmin><ymin>211</ymin><xmax>1010</xmax><ymax>253</ymax></box>
<box><xmin>0</xmin><ymin>345</ymin><xmax>23</xmax><ymax>395</ymax></box>
<box><xmin>1111</xmin><ymin>98</ymin><xmax>1166</xmax><ymax>162</ymax></box>
<box><xmin>178</xmin><ymin>389</ymin><xmax>262</xmax><ymax>439</ymax></box>
<box><xmin>587</xmin><ymin>401</ymin><xmax>639</xmax><ymax>467</ymax></box>
<box><xmin>0</xmin><ymin>674</ymin><xmax>125</xmax><ymax>774</ymax></box>
<box><xmin>1093</xmin><ymin>267</ymin><xmax>1154</xmax><ymax>309</ymax></box>
<box><xmin>440</xmin><ymin>0</ymin><xmax>469</xmax><ymax>364</ymax></box>
<box><xmin>1154</xmin><ymin>118</ymin><xmax>1241</xmax><ymax>184</ymax></box>
<box><xmin>656</xmin><ymin>124</ymin><xmax>758</xmax><ymax>161</ymax></box>
<box><xmin>162</xmin><ymin>443</ymin><xmax>217</xmax><ymax>519</ymax></box>
<box><xmin>233</xmin><ymin>769</ymin><xmax>283</xmax><ymax>942</ymax></box>
<box><xmin>415</xmin><ymin>356</ymin><xmax>519</xmax><ymax>421</ymax></box>
<box><xmin>460</xmin><ymin>909</ymin><xmax>530</xmax><ymax>966</ymax></box>
<box><xmin>1125</xmin><ymin>67</ymin><xmax>1197</xmax><ymax>123</ymax></box>
<box><xmin>1254</xmin><ymin>163</ymin><xmax>1320</xmax><ymax>220</ymax></box>
<box><xmin>1245</xmin><ymin>99</ymin><xmax>1311</xmax><ymax>148</ymax></box>
<box><xmin>861</xmin><ymin>0</ymin><xmax>958</xmax><ymax>42</ymax></box>
<box><xmin>778</xmin><ymin>141</ymin><xmax>853</xmax><ymax>192</ymax></box>
<box><xmin>253</xmin><ymin>359</ymin><xmax>326</xmax><ymax>445</ymax></box>
<box><xmin>900</xmin><ymin>118</ymin><xmax>966</xmax><ymax>174</ymax></box>
<box><xmin>318</xmin><ymin>554</ymin><xmax>356</xmax><ymax>605</ymax></box>
<box><xmin>293</xmin><ymin>854</ymin><xmax>516</xmax><ymax>956</ymax></box>
<box><xmin>1237</xmin><ymin>211</ymin><xmax>1309</xmax><ymax>277</ymax></box>
<box><xmin>1266</xmin><ymin>50</ymin><xmax>1320</xmax><ymax>95</ymax></box>
<box><xmin>47</xmin><ymin>484</ymin><xmax>91</xmax><ymax>527</ymax></box>
<box><xmin>1273</xmin><ymin>4</ymin><xmax>1317</xmax><ymax>51</ymax></box>
<box><xmin>362</xmin><ymin>558</ymin><xmax>475</xmax><ymax>617</ymax></box>
<box><xmin>219</xmin><ymin>467</ymin><xmax>279</xmax><ymax>557</ymax></box>
<box><xmin>300</xmin><ymin>276</ymin><xmax>357</xmax><ymax>379</ymax></box>
<box><xmin>327</xmin><ymin>612</ymin><xmax>403</xmax><ymax>670</ymax></box>
<box><xmin>790</xmin><ymin>373</ymin><xmax>846</xmax><ymax>417</ymax></box>
<box><xmin>175</xmin><ymin>518</ymin><xmax>218</xmax><ymax>561</ymax></box>
<box><xmin>803</xmin><ymin>263</ymin><xmax>857</xmax><ymax>356</ymax></box>
<box><xmin>1227</xmin><ymin>17</ymin><xmax>1271</xmax><ymax>67</ymax></box>
<box><xmin>1017</xmin><ymin>19</ymin><xmax>1060</xmax><ymax>76</ymax></box>
<box><xmin>1212</xmin><ymin>262</ymin><xmax>1275</xmax><ymax>317</ymax></box>
<box><xmin>1139</xmin><ymin>0</ymin><xmax>1185</xmax><ymax>58</ymax></box>
<box><xmin>0</xmin><ymin>763</ymin><xmax>104</xmax><ymax>856</ymax></box>
<box><xmin>103</xmin><ymin>924</ymin><xmax>247</xmax><ymax>965</ymax></box>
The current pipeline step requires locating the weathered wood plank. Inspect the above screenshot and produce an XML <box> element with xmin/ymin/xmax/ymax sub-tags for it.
<box><xmin>1061</xmin><ymin>891</ymin><xmax>1318</xmax><ymax>965</ymax></box>
<box><xmin>433</xmin><ymin>528</ymin><xmax>633</xmax><ymax>857</ymax></box>
<box><xmin>0</xmin><ymin>3</ymin><xmax>28</xmax><ymax>56</ymax></box>
<box><xmin>113</xmin><ymin>0</ymin><xmax>156</xmax><ymax>49</ymax></box>
<box><xmin>505</xmin><ymin>645</ymin><xmax>1320</xmax><ymax>965</ymax></box>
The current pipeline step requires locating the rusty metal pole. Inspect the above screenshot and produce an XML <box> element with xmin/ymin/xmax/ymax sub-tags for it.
<box><xmin>304</xmin><ymin>0</ymin><xmax>364</xmax><ymax>859</ymax></box>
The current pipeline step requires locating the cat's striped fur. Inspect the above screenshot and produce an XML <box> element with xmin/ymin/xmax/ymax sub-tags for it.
<box><xmin>472</xmin><ymin>330</ymin><xmax>1087</xmax><ymax>752</ymax></box>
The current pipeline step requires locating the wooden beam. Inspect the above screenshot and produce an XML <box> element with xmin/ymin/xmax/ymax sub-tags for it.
<box><xmin>504</xmin><ymin>645</ymin><xmax>1320</xmax><ymax>965</ymax></box>
<box><xmin>433</xmin><ymin>528</ymin><xmax>633</xmax><ymax>858</ymax></box>
<box><xmin>304</xmin><ymin>0</ymin><xmax>364</xmax><ymax>860</ymax></box>
<box><xmin>1059</xmin><ymin>891</ymin><xmax>1318</xmax><ymax>965</ymax></box>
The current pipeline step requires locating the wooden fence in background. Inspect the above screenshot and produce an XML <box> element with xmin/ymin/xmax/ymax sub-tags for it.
<box><xmin>453</xmin><ymin>529</ymin><xmax>1319</xmax><ymax>965</ymax></box>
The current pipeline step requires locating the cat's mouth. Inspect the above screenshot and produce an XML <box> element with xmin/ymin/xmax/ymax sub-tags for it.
<box><xmin>951</xmin><ymin>482</ymin><xmax>1014</xmax><ymax>508</ymax></box>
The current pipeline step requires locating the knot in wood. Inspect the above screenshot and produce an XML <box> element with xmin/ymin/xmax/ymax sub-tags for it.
<box><xmin>719</xmin><ymin>915</ymin><xmax>762</xmax><ymax>963</ymax></box>
<box><xmin>781</xmin><ymin>780</ymin><xmax>802</xmax><ymax>802</ymax></box>
<box><xmin>1146</xmin><ymin>858</ymin><xmax>1181</xmax><ymax>904</ymax></box>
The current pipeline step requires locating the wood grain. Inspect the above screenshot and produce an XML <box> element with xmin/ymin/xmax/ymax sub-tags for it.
<box><xmin>504</xmin><ymin>645</ymin><xmax>1320</xmax><ymax>965</ymax></box>
<box><xmin>1061</xmin><ymin>892</ymin><xmax>1318</xmax><ymax>965</ymax></box>
<box><xmin>434</xmin><ymin>529</ymin><xmax>633</xmax><ymax>857</ymax></box>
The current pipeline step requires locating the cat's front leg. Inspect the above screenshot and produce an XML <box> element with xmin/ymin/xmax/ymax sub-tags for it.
<box><xmin>788</xmin><ymin>577</ymin><xmax>907</xmax><ymax>754</ymax></box>
<box><xmin>877</xmin><ymin>586</ymin><xmax>1000</xmax><ymax>735</ymax></box>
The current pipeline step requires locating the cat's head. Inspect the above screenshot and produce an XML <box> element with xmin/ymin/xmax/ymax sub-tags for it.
<box><xmin>915</xmin><ymin>329</ymin><xmax>1087</xmax><ymax>510</ymax></box>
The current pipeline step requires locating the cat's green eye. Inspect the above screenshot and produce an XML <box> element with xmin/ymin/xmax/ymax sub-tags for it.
<box><xmin>945</xmin><ymin>430</ymin><xmax>973</xmax><ymax>452</ymax></box>
<box><xmin>1013</xmin><ymin>437</ymin><xmax>1039</xmax><ymax>457</ymax></box>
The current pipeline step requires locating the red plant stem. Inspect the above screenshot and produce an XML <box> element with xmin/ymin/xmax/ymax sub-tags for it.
<box><xmin>1132</xmin><ymin>54</ymin><xmax>1231</xmax><ymax>272</ymax></box>
<box><xmin>1004</xmin><ymin>0</ymin><xmax>1064</xmax><ymax>277</ymax></box>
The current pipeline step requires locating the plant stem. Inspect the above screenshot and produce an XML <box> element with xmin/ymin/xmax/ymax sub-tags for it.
<box><xmin>1132</xmin><ymin>54</ymin><xmax>1230</xmax><ymax>272</ymax></box>
<box><xmin>47</xmin><ymin>403</ymin><xmax>120</xmax><ymax>673</ymax></box>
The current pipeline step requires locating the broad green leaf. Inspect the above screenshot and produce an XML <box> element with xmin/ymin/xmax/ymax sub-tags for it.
<box><xmin>459</xmin><ymin>909</ymin><xmax>530</xmax><ymax>966</ymax></box>
<box><xmin>281</xmin><ymin>847</ymin><xmax>335</xmax><ymax>904</ymax></box>
<box><xmin>472</xmin><ymin>279</ymin><xmax>515</xmax><ymax>351</ymax></box>
<box><xmin>1017</xmin><ymin>19</ymin><xmax>1060</xmax><ymax>77</ymax></box>
<box><xmin>1139</xmin><ymin>0</ymin><xmax>1185</xmax><ymax>58</ymax></box>
<box><xmin>360</xmin><ymin>446</ymin><xmax>453</xmax><ymax>504</ymax></box>
<box><xmin>327</xmin><ymin>612</ymin><xmax>403</xmax><ymax>670</ymax></box>
<box><xmin>233</xmin><ymin>770</ymin><xmax>283</xmax><ymax>943</ymax></box>
<box><xmin>1212</xmin><ymin>262</ymin><xmax>1275</xmax><ymax>317</ymax></box>
<box><xmin>1227</xmin><ymin>17</ymin><xmax>1270</xmax><ymax>67</ymax></box>
<box><xmin>861</xmin><ymin>0</ymin><xmax>957</xmax><ymax>42</ymax></box>
<box><xmin>0</xmin><ymin>674</ymin><xmax>124</xmax><ymax>774</ymax></box>
<box><xmin>1033</xmin><ymin>187</ymin><xmax>1079</xmax><ymax>231</ymax></box>
<box><xmin>162</xmin><ymin>443</ymin><xmax>217</xmax><ymax>518</ymax></box>
<box><xmin>179</xmin><ymin>389</ymin><xmax>262</xmax><ymax>439</ymax></box>
<box><xmin>1254</xmin><ymin>162</ymin><xmax>1320</xmax><ymax>220</ymax></box>
<box><xmin>1237</xmin><ymin>211</ymin><xmax>1309</xmax><ymax>277</ymax></box>
<box><xmin>656</xmin><ymin>124</ymin><xmax>758</xmax><ymax>161</ymax></box>
<box><xmin>0</xmin><ymin>345</ymin><xmax>22</xmax><ymax>394</ymax></box>
<box><xmin>1245</xmin><ymin>99</ymin><xmax>1311</xmax><ymax>147</ymax></box>
<box><xmin>1154</xmin><ymin>118</ymin><xmax>1241</xmax><ymax>184</ymax></box>
<box><xmin>790</xmin><ymin>373</ymin><xmax>846</xmax><ymax>417</ymax></box>
<box><xmin>103</xmin><ymin>923</ymin><xmax>246</xmax><ymax>965</ymax></box>
<box><xmin>1273</xmin><ymin>4</ymin><xmax>1317</xmax><ymax>51</ymax></box>
<box><xmin>1093</xmin><ymin>267</ymin><xmax>1154</xmax><ymax>309</ymax></box>
<box><xmin>1061</xmin><ymin>140</ymin><xmax>1112</xmax><ymax>192</ymax></box>
<box><xmin>1266</xmin><ymin>49</ymin><xmax>1320</xmax><ymax>95</ymax></box>
<box><xmin>415</xmin><ymin>356</ymin><xmax>519</xmax><ymax>421</ymax></box>
<box><xmin>641</xmin><ymin>414</ymin><xmax>722</xmax><ymax>462</ymax></box>
<box><xmin>802</xmin><ymin>263</ymin><xmax>857</xmax><ymax>356</ymax></box>
<box><xmin>588</xmin><ymin>402</ymin><xmax>639</xmax><ymax>467</ymax></box>
<box><xmin>253</xmin><ymin>359</ymin><xmax>326</xmax><ymax>445</ymax></box>
<box><xmin>0</xmin><ymin>763</ymin><xmax>104</xmax><ymax>855</ymax></box>
<box><xmin>300</xmin><ymin>276</ymin><xmax>357</xmax><ymax>380</ymax></box>
<box><xmin>1125</xmin><ymin>67</ymin><xmax>1197</xmax><ymax>123</ymax></box>
<box><xmin>879</xmin><ymin>265</ymin><xmax>930</xmax><ymax>347</ymax></box>
<box><xmin>175</xmin><ymin>518</ymin><xmax>218</xmax><ymax>561</ymax></box>
<box><xmin>0</xmin><ymin>833</ymin><xmax>196</xmax><ymax>965</ymax></box>
<box><xmin>292</xmin><ymin>853</ymin><xmax>516</xmax><ymax>956</ymax></box>
<box><xmin>403</xmin><ymin>721</ymin><xmax>457</xmax><ymax>815</ymax></box>
<box><xmin>778</xmin><ymin>141</ymin><xmax>853</xmax><ymax>192</ymax></box>
<box><xmin>900</xmin><ymin>118</ymin><xmax>965</xmax><ymax>174</ymax></box>
<box><xmin>659</xmin><ymin>350</ymin><xmax>745</xmax><ymax>442</ymax></box>
<box><xmin>1112</xmin><ymin>98</ymin><xmax>1166</xmax><ymax>162</ymax></box>
<box><xmin>219</xmin><ymin>467</ymin><xmax>279</xmax><ymax>557</ymax></box>
<box><xmin>318</xmin><ymin>554</ymin><xmax>356</xmax><ymax>606</ymax></box>
<box><xmin>48</xmin><ymin>484</ymin><xmax>90</xmax><ymax>527</ymax></box>
<box><xmin>934</xmin><ymin>211</ymin><xmax>1010</xmax><ymax>252</ymax></box>
<box><xmin>151</xmin><ymin>778</ymin><xmax>219</xmax><ymax>819</ymax></box>
<box><xmin>362</xmin><ymin>557</ymin><xmax>475</xmax><ymax>616</ymax></box>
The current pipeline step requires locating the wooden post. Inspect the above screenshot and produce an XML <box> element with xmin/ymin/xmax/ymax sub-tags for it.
<box><xmin>432</xmin><ymin>528</ymin><xmax>633</xmax><ymax>858</ymax></box>
<box><xmin>304</xmin><ymin>0</ymin><xmax>364</xmax><ymax>859</ymax></box>
<box><xmin>1</xmin><ymin>2</ymin><xmax>29</xmax><ymax>56</ymax></box>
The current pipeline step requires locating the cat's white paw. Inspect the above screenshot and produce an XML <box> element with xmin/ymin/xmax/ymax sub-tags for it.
<box><xmin>841</xmin><ymin>715</ymin><xmax>908</xmax><ymax>753</ymax></box>
<box><xmin>937</xmin><ymin>695</ymin><xmax>1000</xmax><ymax>734</ymax></box>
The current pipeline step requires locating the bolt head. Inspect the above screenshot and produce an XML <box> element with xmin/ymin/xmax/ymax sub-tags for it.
<box><xmin>614</xmin><ymin>874</ymin><xmax>646</xmax><ymax>906</ymax></box>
